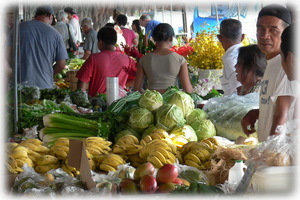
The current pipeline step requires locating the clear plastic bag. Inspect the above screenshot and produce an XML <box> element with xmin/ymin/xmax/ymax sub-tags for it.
<box><xmin>203</xmin><ymin>93</ymin><xmax>260</xmax><ymax>141</ymax></box>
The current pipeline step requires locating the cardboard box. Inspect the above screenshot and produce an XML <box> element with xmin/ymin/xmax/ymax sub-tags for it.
<box><xmin>68</xmin><ymin>139</ymin><xmax>96</xmax><ymax>189</ymax></box>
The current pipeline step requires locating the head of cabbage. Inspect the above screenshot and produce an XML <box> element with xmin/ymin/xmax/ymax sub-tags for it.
<box><xmin>156</xmin><ymin>104</ymin><xmax>186</xmax><ymax>131</ymax></box>
<box><xmin>139</xmin><ymin>90</ymin><xmax>163</xmax><ymax>112</ymax></box>
<box><xmin>170</xmin><ymin>124</ymin><xmax>198</xmax><ymax>142</ymax></box>
<box><xmin>128</xmin><ymin>107</ymin><xmax>154</xmax><ymax>131</ymax></box>
<box><xmin>190</xmin><ymin>119</ymin><xmax>216</xmax><ymax>141</ymax></box>
<box><xmin>168</xmin><ymin>91</ymin><xmax>194</xmax><ymax>117</ymax></box>
<box><xmin>186</xmin><ymin>108</ymin><xmax>209</xmax><ymax>125</ymax></box>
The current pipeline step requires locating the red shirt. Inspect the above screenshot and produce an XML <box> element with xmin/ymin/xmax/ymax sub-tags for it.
<box><xmin>76</xmin><ymin>50</ymin><xmax>136</xmax><ymax>97</ymax></box>
<box><xmin>121</xmin><ymin>28</ymin><xmax>136</xmax><ymax>46</ymax></box>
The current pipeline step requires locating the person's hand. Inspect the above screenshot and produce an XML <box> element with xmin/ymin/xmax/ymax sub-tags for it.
<box><xmin>241</xmin><ymin>109</ymin><xmax>259</xmax><ymax>136</ymax></box>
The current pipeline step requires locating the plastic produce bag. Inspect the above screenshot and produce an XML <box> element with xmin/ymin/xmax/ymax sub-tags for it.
<box><xmin>202</xmin><ymin>93</ymin><xmax>259</xmax><ymax>141</ymax></box>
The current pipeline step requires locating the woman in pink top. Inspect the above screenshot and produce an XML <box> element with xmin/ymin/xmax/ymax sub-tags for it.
<box><xmin>76</xmin><ymin>27</ymin><xmax>136</xmax><ymax>97</ymax></box>
<box><xmin>116</xmin><ymin>14</ymin><xmax>138</xmax><ymax>47</ymax></box>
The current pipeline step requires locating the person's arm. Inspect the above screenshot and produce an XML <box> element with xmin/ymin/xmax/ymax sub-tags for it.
<box><xmin>269</xmin><ymin>95</ymin><xmax>294</xmax><ymax>136</ymax></box>
<box><xmin>82</xmin><ymin>50</ymin><xmax>91</xmax><ymax>60</ymax></box>
<box><xmin>53</xmin><ymin>60</ymin><xmax>66</xmax><ymax>75</ymax></box>
<box><xmin>77</xmin><ymin>79</ymin><xmax>89</xmax><ymax>92</ymax></box>
<box><xmin>179</xmin><ymin>61</ymin><xmax>193</xmax><ymax>93</ymax></box>
<box><xmin>133</xmin><ymin>63</ymin><xmax>145</xmax><ymax>93</ymax></box>
<box><xmin>132</xmin><ymin>37</ymin><xmax>139</xmax><ymax>47</ymax></box>
<box><xmin>241</xmin><ymin>109</ymin><xmax>259</xmax><ymax>136</ymax></box>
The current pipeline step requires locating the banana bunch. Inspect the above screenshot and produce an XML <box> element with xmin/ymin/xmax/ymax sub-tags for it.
<box><xmin>6</xmin><ymin>144</ymin><xmax>32</xmax><ymax>174</ymax></box>
<box><xmin>113</xmin><ymin>135</ymin><xmax>142</xmax><ymax>155</ymax></box>
<box><xmin>200</xmin><ymin>137</ymin><xmax>219</xmax><ymax>150</ymax></box>
<box><xmin>50</xmin><ymin>138</ymin><xmax>70</xmax><ymax>161</ymax></box>
<box><xmin>99</xmin><ymin>153</ymin><xmax>126</xmax><ymax>172</ymax></box>
<box><xmin>61</xmin><ymin>159</ymin><xmax>80</xmax><ymax>177</ymax></box>
<box><xmin>140</xmin><ymin>129</ymin><xmax>173</xmax><ymax>146</ymax></box>
<box><xmin>180</xmin><ymin>141</ymin><xmax>213</xmax><ymax>156</ymax></box>
<box><xmin>34</xmin><ymin>155</ymin><xmax>60</xmax><ymax>173</ymax></box>
<box><xmin>84</xmin><ymin>137</ymin><xmax>112</xmax><ymax>159</ymax></box>
<box><xmin>184</xmin><ymin>148</ymin><xmax>212</xmax><ymax>170</ymax></box>
<box><xmin>181</xmin><ymin>141</ymin><xmax>214</xmax><ymax>170</ymax></box>
<box><xmin>139</xmin><ymin>139</ymin><xmax>177</xmax><ymax>168</ymax></box>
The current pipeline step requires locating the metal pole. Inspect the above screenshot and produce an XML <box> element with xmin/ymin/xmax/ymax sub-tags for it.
<box><xmin>12</xmin><ymin>6</ymin><xmax>20</xmax><ymax>134</ymax></box>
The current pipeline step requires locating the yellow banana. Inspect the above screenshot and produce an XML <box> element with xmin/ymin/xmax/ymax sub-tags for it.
<box><xmin>54</xmin><ymin>138</ymin><xmax>70</xmax><ymax>146</ymax></box>
<box><xmin>19</xmin><ymin>142</ymin><xmax>39</xmax><ymax>151</ymax></box>
<box><xmin>16</xmin><ymin>157</ymin><xmax>34</xmax><ymax>168</ymax></box>
<box><xmin>37</xmin><ymin>155</ymin><xmax>59</xmax><ymax>166</ymax></box>
<box><xmin>10</xmin><ymin>150</ymin><xmax>28</xmax><ymax>159</ymax></box>
<box><xmin>52</xmin><ymin>149</ymin><xmax>68</xmax><ymax>160</ymax></box>
<box><xmin>180</xmin><ymin>141</ymin><xmax>198</xmax><ymax>155</ymax></box>
<box><xmin>112</xmin><ymin>145</ymin><xmax>126</xmax><ymax>154</ymax></box>
<box><xmin>193</xmin><ymin>150</ymin><xmax>206</xmax><ymax>162</ymax></box>
<box><xmin>35</xmin><ymin>163</ymin><xmax>60</xmax><ymax>173</ymax></box>
<box><xmin>139</xmin><ymin>139</ymin><xmax>147</xmax><ymax>146</ymax></box>
<box><xmin>147</xmin><ymin>155</ymin><xmax>164</xmax><ymax>168</ymax></box>
<box><xmin>6</xmin><ymin>143</ymin><xmax>19</xmax><ymax>153</ymax></box>
<box><xmin>20</xmin><ymin>138</ymin><xmax>43</xmax><ymax>146</ymax></box>
<box><xmin>99</xmin><ymin>163</ymin><xmax>116</xmax><ymax>172</ymax></box>
<box><xmin>149</xmin><ymin>132</ymin><xmax>163</xmax><ymax>140</ymax></box>
<box><xmin>102</xmin><ymin>154</ymin><xmax>125</xmax><ymax>167</ymax></box>
<box><xmin>150</xmin><ymin>129</ymin><xmax>169</xmax><ymax>139</ymax></box>
<box><xmin>200</xmin><ymin>149</ymin><xmax>211</xmax><ymax>160</ymax></box>
<box><xmin>143</xmin><ymin>135</ymin><xmax>153</xmax><ymax>143</ymax></box>
<box><xmin>85</xmin><ymin>148</ymin><xmax>102</xmax><ymax>157</ymax></box>
<box><xmin>61</xmin><ymin>164</ymin><xmax>74</xmax><ymax>177</ymax></box>
<box><xmin>175</xmin><ymin>150</ymin><xmax>184</xmax><ymax>164</ymax></box>
<box><xmin>85</xmin><ymin>141</ymin><xmax>111</xmax><ymax>151</ymax></box>
<box><xmin>150</xmin><ymin>151</ymin><xmax>166</xmax><ymax>164</ymax></box>
<box><xmin>184</xmin><ymin>152</ymin><xmax>201</xmax><ymax>164</ymax></box>
<box><xmin>36</xmin><ymin>145</ymin><xmax>50</xmax><ymax>153</ymax></box>
<box><xmin>165</xmin><ymin>152</ymin><xmax>176</xmax><ymax>164</ymax></box>
<box><xmin>12</xmin><ymin>145</ymin><xmax>29</xmax><ymax>153</ymax></box>
<box><xmin>88</xmin><ymin>158</ymin><xmax>96</xmax><ymax>170</ymax></box>
<box><xmin>203</xmin><ymin>160</ymin><xmax>211</xmax><ymax>169</ymax></box>
<box><xmin>27</xmin><ymin>150</ymin><xmax>42</xmax><ymax>162</ymax></box>
<box><xmin>185</xmin><ymin>159</ymin><xmax>201</xmax><ymax>169</ymax></box>
<box><xmin>51</xmin><ymin>145</ymin><xmax>69</xmax><ymax>153</ymax></box>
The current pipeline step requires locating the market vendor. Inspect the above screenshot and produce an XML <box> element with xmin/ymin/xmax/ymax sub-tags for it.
<box><xmin>76</xmin><ymin>26</ymin><xmax>136</xmax><ymax>97</ymax></box>
<box><xmin>18</xmin><ymin>6</ymin><xmax>69</xmax><ymax>89</ymax></box>
<box><xmin>241</xmin><ymin>4</ymin><xmax>296</xmax><ymax>141</ymax></box>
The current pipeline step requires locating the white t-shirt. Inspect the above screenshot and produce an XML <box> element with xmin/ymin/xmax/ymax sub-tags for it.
<box><xmin>258</xmin><ymin>54</ymin><xmax>295</xmax><ymax>141</ymax></box>
<box><xmin>69</xmin><ymin>18</ymin><xmax>82</xmax><ymax>43</ymax></box>
<box><xmin>220</xmin><ymin>43</ymin><xmax>242</xmax><ymax>96</ymax></box>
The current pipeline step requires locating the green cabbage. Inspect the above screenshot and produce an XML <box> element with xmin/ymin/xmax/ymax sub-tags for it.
<box><xmin>128</xmin><ymin>107</ymin><xmax>154</xmax><ymax>130</ymax></box>
<box><xmin>168</xmin><ymin>91</ymin><xmax>195</xmax><ymax>117</ymax></box>
<box><xmin>190</xmin><ymin>119</ymin><xmax>216</xmax><ymax>141</ymax></box>
<box><xmin>156</xmin><ymin>104</ymin><xmax>186</xmax><ymax>131</ymax></box>
<box><xmin>139</xmin><ymin>90</ymin><xmax>163</xmax><ymax>112</ymax></box>
<box><xmin>170</xmin><ymin>124</ymin><xmax>198</xmax><ymax>142</ymax></box>
<box><xmin>186</xmin><ymin>108</ymin><xmax>209</xmax><ymax>125</ymax></box>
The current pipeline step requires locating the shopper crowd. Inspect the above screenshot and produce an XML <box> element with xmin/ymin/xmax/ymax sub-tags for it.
<box><xmin>6</xmin><ymin>4</ymin><xmax>298</xmax><ymax>142</ymax></box>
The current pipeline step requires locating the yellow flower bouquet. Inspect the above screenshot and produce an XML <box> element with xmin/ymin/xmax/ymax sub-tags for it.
<box><xmin>187</xmin><ymin>30</ymin><xmax>224</xmax><ymax>70</ymax></box>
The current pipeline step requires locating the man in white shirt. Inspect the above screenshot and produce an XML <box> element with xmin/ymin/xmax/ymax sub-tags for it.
<box><xmin>241</xmin><ymin>4</ymin><xmax>294</xmax><ymax>142</ymax></box>
<box><xmin>217</xmin><ymin>19</ymin><xmax>244</xmax><ymax>96</ymax></box>
<box><xmin>64</xmin><ymin>7</ymin><xmax>82</xmax><ymax>45</ymax></box>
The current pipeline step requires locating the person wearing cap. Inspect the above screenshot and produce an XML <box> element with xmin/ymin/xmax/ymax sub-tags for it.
<box><xmin>241</xmin><ymin>4</ymin><xmax>296</xmax><ymax>141</ymax></box>
<box><xmin>17</xmin><ymin>5</ymin><xmax>68</xmax><ymax>89</ymax></box>
<box><xmin>64</xmin><ymin>7</ymin><xmax>82</xmax><ymax>45</ymax></box>
<box><xmin>81</xmin><ymin>18</ymin><xmax>99</xmax><ymax>60</ymax></box>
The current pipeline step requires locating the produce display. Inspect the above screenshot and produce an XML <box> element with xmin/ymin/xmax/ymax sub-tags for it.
<box><xmin>6</xmin><ymin>86</ymin><xmax>296</xmax><ymax>196</ymax></box>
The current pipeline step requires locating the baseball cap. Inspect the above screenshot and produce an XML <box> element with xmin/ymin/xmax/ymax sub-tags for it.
<box><xmin>35</xmin><ymin>5</ymin><xmax>54</xmax><ymax>16</ymax></box>
<box><xmin>258</xmin><ymin>4</ymin><xmax>291</xmax><ymax>25</ymax></box>
<box><xmin>64</xmin><ymin>7</ymin><xmax>76</xmax><ymax>15</ymax></box>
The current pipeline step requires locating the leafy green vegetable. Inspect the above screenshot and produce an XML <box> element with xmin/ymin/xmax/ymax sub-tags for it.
<box><xmin>172</xmin><ymin>182</ymin><xmax>223</xmax><ymax>194</ymax></box>
<box><xmin>201</xmin><ymin>89</ymin><xmax>222</xmax><ymax>100</ymax></box>
<box><xmin>170</xmin><ymin>124</ymin><xmax>198</xmax><ymax>142</ymax></box>
<box><xmin>139</xmin><ymin>89</ymin><xmax>163</xmax><ymax>112</ymax></box>
<box><xmin>128</xmin><ymin>107</ymin><xmax>154</xmax><ymax>131</ymax></box>
<box><xmin>162</xmin><ymin>86</ymin><xmax>180</xmax><ymax>103</ymax></box>
<box><xmin>190</xmin><ymin>119</ymin><xmax>217</xmax><ymax>141</ymax></box>
<box><xmin>156</xmin><ymin>104</ymin><xmax>186</xmax><ymax>131</ymax></box>
<box><xmin>70</xmin><ymin>89</ymin><xmax>91</xmax><ymax>108</ymax></box>
<box><xmin>185</xmin><ymin>108</ymin><xmax>209</xmax><ymax>125</ymax></box>
<box><xmin>168</xmin><ymin>90</ymin><xmax>195</xmax><ymax>117</ymax></box>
